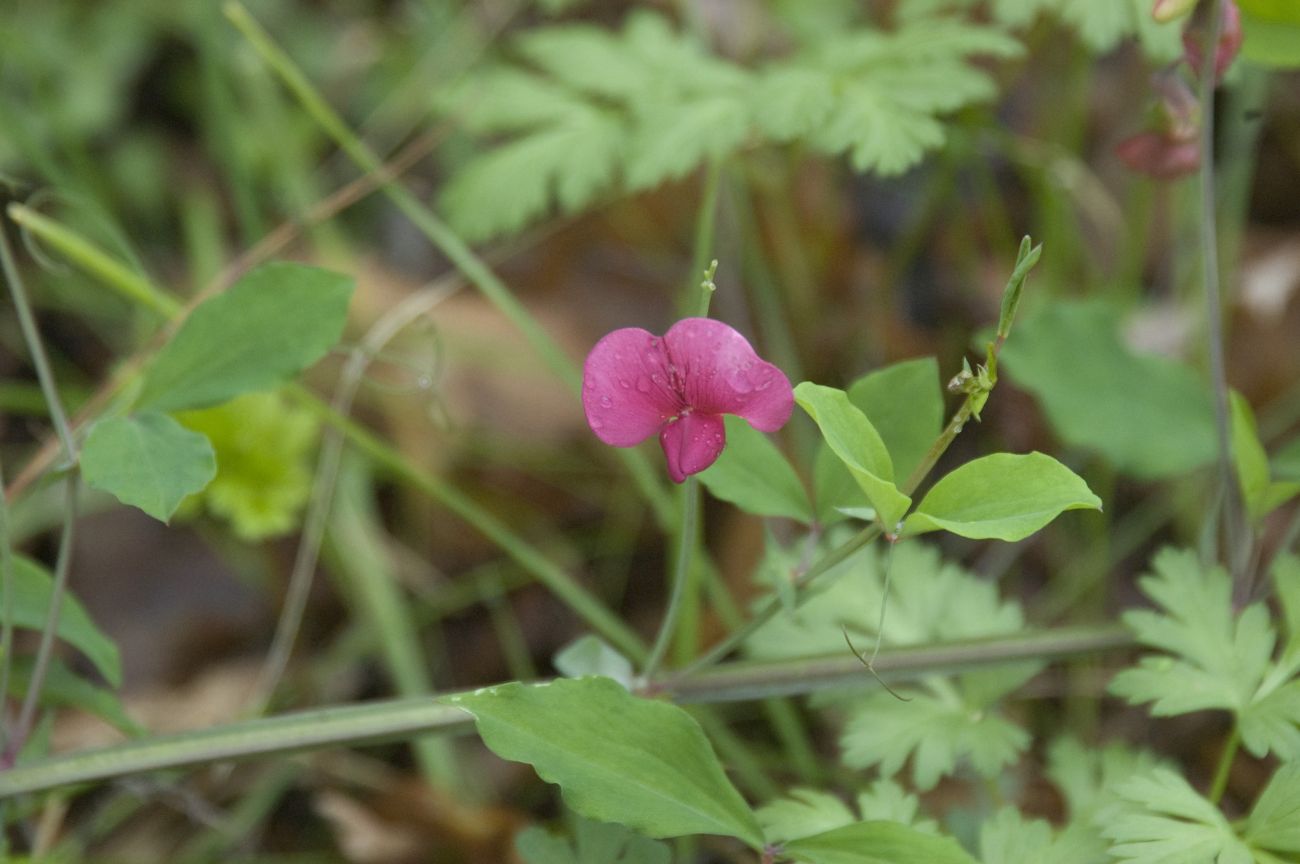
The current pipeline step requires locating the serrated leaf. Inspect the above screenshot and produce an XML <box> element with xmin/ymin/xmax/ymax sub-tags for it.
<box><xmin>1239</xmin><ymin>681</ymin><xmax>1300</xmax><ymax>760</ymax></box>
<box><xmin>137</xmin><ymin>262</ymin><xmax>353</xmax><ymax>413</ymax></box>
<box><xmin>1100</xmin><ymin>769</ymin><xmax>1251</xmax><ymax>864</ymax></box>
<box><xmin>759</xmin><ymin>789</ymin><xmax>858</xmax><ymax>844</ymax></box>
<box><xmin>1000</xmin><ymin>301</ymin><xmax>1217</xmax><ymax>479</ymax></box>
<box><xmin>902</xmin><ymin>452</ymin><xmax>1101</xmax><ymax>541</ymax></box>
<box><xmin>1245</xmin><ymin>761</ymin><xmax>1300</xmax><ymax>854</ymax></box>
<box><xmin>794</xmin><ymin>382</ymin><xmax>911</xmax><ymax>527</ymax></box>
<box><xmin>1110</xmin><ymin>549</ymin><xmax>1269</xmax><ymax>714</ymax></box>
<box><xmin>784</xmin><ymin>820</ymin><xmax>978</xmax><ymax>864</ymax></box>
<box><xmin>81</xmin><ymin>412</ymin><xmax>216</xmax><ymax>522</ymax></box>
<box><xmin>1110</xmin><ymin>548</ymin><xmax>1300</xmax><ymax>760</ymax></box>
<box><xmin>515</xmin><ymin>816</ymin><xmax>671</xmax><ymax>864</ymax></box>
<box><xmin>847</xmin><ymin>358</ymin><xmax>944</xmax><ymax>485</ymax></box>
<box><xmin>746</xmin><ymin>541</ymin><xmax>1028</xmax><ymax>658</ymax></box>
<box><xmin>625</xmin><ymin>95</ymin><xmax>750</xmax><ymax>190</ymax></box>
<box><xmin>979</xmin><ymin>806</ymin><xmax>1095</xmax><ymax>864</ymax></box>
<box><xmin>449</xmin><ymin>677</ymin><xmax>763</xmax><ymax>846</ymax></box>
<box><xmin>842</xmin><ymin>688</ymin><xmax>1030</xmax><ymax>790</ymax></box>
<box><xmin>759</xmin><ymin>782</ymin><xmax>937</xmax><ymax>846</ymax></box>
<box><xmin>11</xmin><ymin>556</ymin><xmax>122</xmax><ymax>687</ymax></box>
<box><xmin>698</xmin><ymin>415</ymin><xmax>812</xmax><ymax>522</ymax></box>
<box><xmin>441</xmin><ymin>108</ymin><xmax>623</xmax><ymax>243</ymax></box>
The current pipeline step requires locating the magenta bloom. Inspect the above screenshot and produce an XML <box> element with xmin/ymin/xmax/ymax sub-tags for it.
<box><xmin>582</xmin><ymin>318</ymin><xmax>794</xmax><ymax>483</ymax></box>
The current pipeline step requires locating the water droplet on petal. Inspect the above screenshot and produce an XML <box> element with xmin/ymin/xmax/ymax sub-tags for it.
<box><xmin>591</xmin><ymin>419</ymin><xmax>604</xmax><ymax>430</ymax></box>
<box><xmin>618</xmin><ymin>378</ymin><xmax>631</xmax><ymax>389</ymax></box>
<box><xmin>599</xmin><ymin>395</ymin><xmax>613</xmax><ymax>408</ymax></box>
<box><xmin>636</xmin><ymin>376</ymin><xmax>652</xmax><ymax>393</ymax></box>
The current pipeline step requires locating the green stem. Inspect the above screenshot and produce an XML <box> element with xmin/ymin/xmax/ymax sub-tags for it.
<box><xmin>1208</xmin><ymin>727</ymin><xmax>1240</xmax><ymax>804</ymax></box>
<box><xmin>0</xmin><ymin>227</ymin><xmax>82</xmax><ymax>766</ymax></box>
<box><xmin>684</xmin><ymin>160</ymin><xmax>723</xmax><ymax>316</ymax></box>
<box><xmin>222</xmin><ymin>1</ymin><xmax>676</xmax><ymax>529</ymax></box>
<box><xmin>7</xmin><ymin>204</ymin><xmax>179</xmax><ymax>319</ymax></box>
<box><xmin>0</xmin><ymin>624</ymin><xmax>1132</xmax><ymax>798</ymax></box>
<box><xmin>0</xmin><ymin>456</ymin><xmax>12</xmax><ymax>752</ymax></box>
<box><xmin>645</xmin><ymin>477</ymin><xmax>700</xmax><ymax>677</ymax></box>
<box><xmin>1195</xmin><ymin>0</ymin><xmax>1249</xmax><ymax>590</ymax></box>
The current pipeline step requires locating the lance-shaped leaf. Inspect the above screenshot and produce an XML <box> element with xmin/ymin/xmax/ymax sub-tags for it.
<box><xmin>11</xmin><ymin>556</ymin><xmax>122</xmax><ymax>686</ymax></box>
<box><xmin>449</xmin><ymin>677</ymin><xmax>763</xmax><ymax>847</ymax></box>
<box><xmin>902</xmin><ymin>452</ymin><xmax>1101</xmax><ymax>541</ymax></box>
<box><xmin>794</xmin><ymin>382</ymin><xmax>910</xmax><ymax>527</ymax></box>
<box><xmin>137</xmin><ymin>262</ymin><xmax>353</xmax><ymax>412</ymax></box>
<box><xmin>783</xmin><ymin>820</ymin><xmax>977</xmax><ymax>864</ymax></box>
<box><xmin>81</xmin><ymin>412</ymin><xmax>216</xmax><ymax>522</ymax></box>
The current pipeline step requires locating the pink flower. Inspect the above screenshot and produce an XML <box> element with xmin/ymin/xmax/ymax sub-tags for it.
<box><xmin>582</xmin><ymin>317</ymin><xmax>794</xmax><ymax>483</ymax></box>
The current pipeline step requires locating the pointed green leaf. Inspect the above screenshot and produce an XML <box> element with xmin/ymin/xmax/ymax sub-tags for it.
<box><xmin>794</xmin><ymin>382</ymin><xmax>911</xmax><ymax>527</ymax></box>
<box><xmin>81</xmin><ymin>412</ymin><xmax>216</xmax><ymax>522</ymax></box>
<box><xmin>698</xmin><ymin>416</ymin><xmax>812</xmax><ymax>522</ymax></box>
<box><xmin>11</xmin><ymin>556</ymin><xmax>122</xmax><ymax>686</ymax></box>
<box><xmin>449</xmin><ymin>677</ymin><xmax>763</xmax><ymax>847</ymax></box>
<box><xmin>902</xmin><ymin>452</ymin><xmax>1101</xmax><ymax>541</ymax></box>
<box><xmin>847</xmin><ymin>358</ymin><xmax>944</xmax><ymax>484</ymax></box>
<box><xmin>1102</xmin><ymin>769</ymin><xmax>1251</xmax><ymax>864</ymax></box>
<box><xmin>6</xmin><ymin>657</ymin><xmax>141</xmax><ymax>735</ymax></box>
<box><xmin>1245</xmin><ymin>761</ymin><xmax>1300</xmax><ymax>853</ymax></box>
<box><xmin>783</xmin><ymin>820</ymin><xmax>977</xmax><ymax>864</ymax></box>
<box><xmin>137</xmin><ymin>262</ymin><xmax>353</xmax><ymax>412</ymax></box>
<box><xmin>1228</xmin><ymin>392</ymin><xmax>1298</xmax><ymax>521</ymax></box>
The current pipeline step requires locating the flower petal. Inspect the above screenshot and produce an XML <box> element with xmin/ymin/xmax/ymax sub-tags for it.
<box><xmin>582</xmin><ymin>326</ymin><xmax>682</xmax><ymax>446</ymax></box>
<box><xmin>663</xmin><ymin>318</ymin><xmax>794</xmax><ymax>432</ymax></box>
<box><xmin>659</xmin><ymin>412</ymin><xmax>726</xmax><ymax>483</ymax></box>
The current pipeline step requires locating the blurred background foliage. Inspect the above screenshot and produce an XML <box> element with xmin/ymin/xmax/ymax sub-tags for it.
<box><xmin>2</xmin><ymin>0</ymin><xmax>1300</xmax><ymax>860</ymax></box>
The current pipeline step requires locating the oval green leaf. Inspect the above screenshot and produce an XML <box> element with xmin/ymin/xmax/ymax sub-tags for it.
<box><xmin>12</xmin><ymin>556</ymin><xmax>123</xmax><ymax>686</ymax></box>
<box><xmin>902</xmin><ymin>452</ymin><xmax>1101</xmax><ymax>541</ymax></box>
<box><xmin>449</xmin><ymin>676</ymin><xmax>763</xmax><ymax>847</ymax></box>
<box><xmin>847</xmin><ymin>357</ymin><xmax>943</xmax><ymax>484</ymax></box>
<box><xmin>784</xmin><ymin>820</ymin><xmax>978</xmax><ymax>864</ymax></box>
<box><xmin>137</xmin><ymin>262</ymin><xmax>354</xmax><ymax>412</ymax></box>
<box><xmin>794</xmin><ymin>382</ymin><xmax>910</xmax><ymax>527</ymax></box>
<box><xmin>698</xmin><ymin>416</ymin><xmax>812</xmax><ymax>522</ymax></box>
<box><xmin>81</xmin><ymin>412</ymin><xmax>217</xmax><ymax>522</ymax></box>
<box><xmin>999</xmin><ymin>301</ymin><xmax>1216</xmax><ymax>480</ymax></box>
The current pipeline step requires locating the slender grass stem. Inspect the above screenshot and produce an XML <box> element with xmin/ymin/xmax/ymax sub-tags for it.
<box><xmin>0</xmin><ymin>457</ymin><xmax>13</xmax><ymax>751</ymax></box>
<box><xmin>0</xmin><ymin>228</ymin><xmax>83</xmax><ymax>766</ymax></box>
<box><xmin>1208</xmin><ymin>727</ymin><xmax>1240</xmax><ymax>804</ymax></box>
<box><xmin>1195</xmin><ymin>0</ymin><xmax>1250</xmax><ymax>594</ymax></box>
<box><xmin>645</xmin><ymin>478</ymin><xmax>700</xmax><ymax>678</ymax></box>
<box><xmin>0</xmin><ymin>623</ymin><xmax>1132</xmax><ymax>798</ymax></box>
<box><xmin>248</xmin><ymin>284</ymin><xmax>460</xmax><ymax>729</ymax></box>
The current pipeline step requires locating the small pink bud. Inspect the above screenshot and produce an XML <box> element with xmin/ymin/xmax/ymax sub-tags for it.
<box><xmin>1116</xmin><ymin>131</ymin><xmax>1200</xmax><ymax>179</ymax></box>
<box><xmin>1183</xmin><ymin>0</ymin><xmax>1243</xmax><ymax>83</ymax></box>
